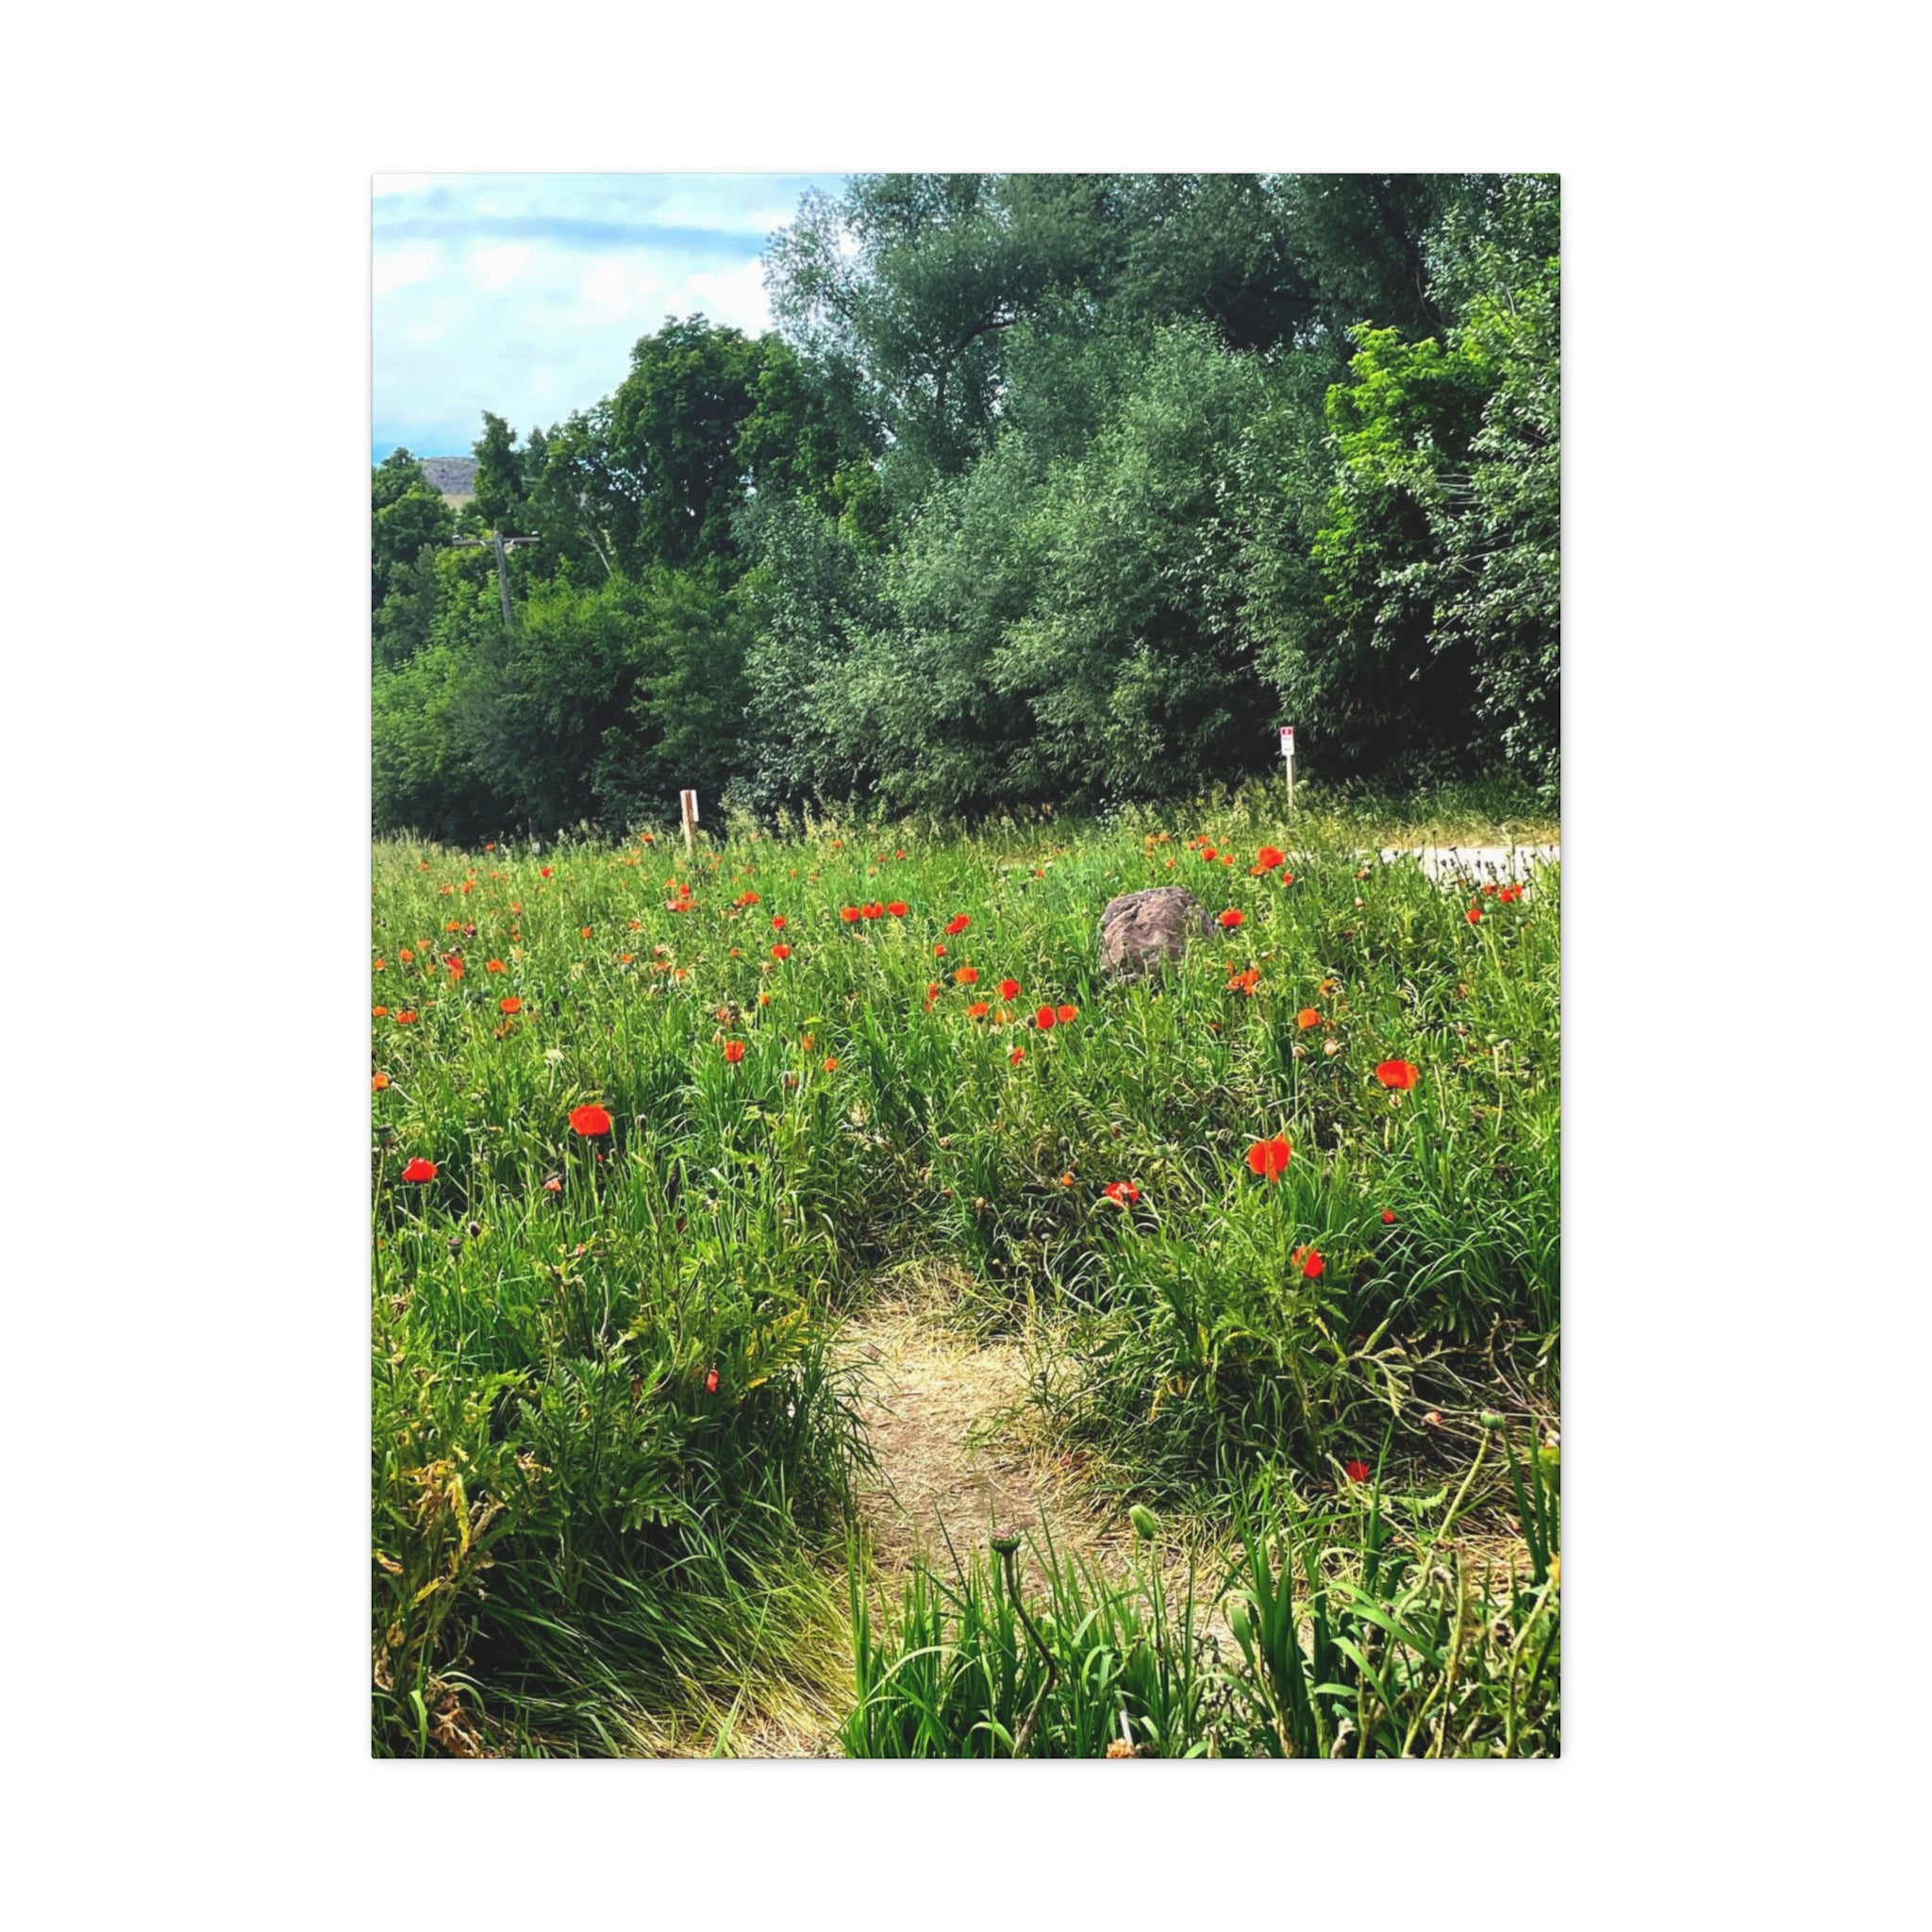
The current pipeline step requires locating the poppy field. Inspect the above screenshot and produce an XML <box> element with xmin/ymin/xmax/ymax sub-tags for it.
<box><xmin>372</xmin><ymin>791</ymin><xmax>1559</xmax><ymax>1757</ymax></box>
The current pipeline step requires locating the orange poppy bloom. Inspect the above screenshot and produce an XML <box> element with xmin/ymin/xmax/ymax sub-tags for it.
<box><xmin>723</xmin><ymin>1041</ymin><xmax>746</xmax><ymax>1064</ymax></box>
<box><xmin>1103</xmin><ymin>1181</ymin><xmax>1141</xmax><ymax>1205</ymax></box>
<box><xmin>967</xmin><ymin>1001</ymin><xmax>990</xmax><ymax>1019</ymax></box>
<box><xmin>823</xmin><ymin>1057</ymin><xmax>839</xmax><ymax>1073</ymax></box>
<box><xmin>1009</xmin><ymin>1047</ymin><xmax>1024</xmax><ymax>1065</ymax></box>
<box><xmin>887</xmin><ymin>901</ymin><xmax>908</xmax><ymax>917</ymax></box>
<box><xmin>1218</xmin><ymin>908</ymin><xmax>1244</xmax><ymax>929</ymax></box>
<box><xmin>398</xmin><ymin>949</ymin><xmax>414</xmax><ymax>963</ymax></box>
<box><xmin>945</xmin><ymin>915</ymin><xmax>971</xmax><ymax>936</ymax></box>
<box><xmin>771</xmin><ymin>943</ymin><xmax>791</xmax><ymax>960</ymax></box>
<box><xmin>569</xmin><ymin>1104</ymin><xmax>613</xmax><ymax>1136</ymax></box>
<box><xmin>1245</xmin><ymin>1135</ymin><xmax>1291</xmax><ymax>1181</ymax></box>
<box><xmin>499</xmin><ymin>997</ymin><xmax>523</xmax><ymax>1015</ymax></box>
<box><xmin>372</xmin><ymin>1006</ymin><xmax>389</xmax><ymax>1019</ymax></box>
<box><xmin>1297</xmin><ymin>1008</ymin><xmax>1321</xmax><ymax>1030</ymax></box>
<box><xmin>1254</xmin><ymin>846</ymin><xmax>1286</xmax><ymax>872</ymax></box>
<box><xmin>1057</xmin><ymin>1004</ymin><xmax>1077</xmax><ymax>1024</ymax></box>
<box><xmin>371</xmin><ymin>1072</ymin><xmax>390</xmax><ymax>1091</ymax></box>
<box><xmin>1466</xmin><ymin>906</ymin><xmax>1482</xmax><ymax>924</ymax></box>
<box><xmin>771</xmin><ymin>915</ymin><xmax>788</xmax><ymax>929</ymax></box>
<box><xmin>1374</xmin><ymin>1059</ymin><xmax>1420</xmax><ymax>1091</ymax></box>
<box><xmin>1034</xmin><ymin>1006</ymin><xmax>1056</xmax><ymax>1030</ymax></box>
<box><xmin>543</xmin><ymin>1175</ymin><xmax>563</xmax><ymax>1193</ymax></box>
<box><xmin>954</xmin><ymin>966</ymin><xmax>979</xmax><ymax>986</ymax></box>
<box><xmin>1225</xmin><ymin>968</ymin><xmax>1260</xmax><ymax>996</ymax></box>
<box><xmin>580</xmin><ymin>925</ymin><xmax>592</xmax><ymax>940</ymax></box>
<box><xmin>840</xmin><ymin>907</ymin><xmax>861</xmax><ymax>923</ymax></box>
<box><xmin>394</xmin><ymin>1010</ymin><xmax>418</xmax><ymax>1024</ymax></box>
<box><xmin>1000</xmin><ymin>978</ymin><xmax>1021</xmax><ymax>1001</ymax></box>
<box><xmin>486</xmin><ymin>958</ymin><xmax>507</xmax><ymax>974</ymax></box>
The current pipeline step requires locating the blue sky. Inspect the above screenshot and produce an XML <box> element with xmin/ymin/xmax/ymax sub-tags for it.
<box><xmin>372</xmin><ymin>174</ymin><xmax>848</xmax><ymax>461</ymax></box>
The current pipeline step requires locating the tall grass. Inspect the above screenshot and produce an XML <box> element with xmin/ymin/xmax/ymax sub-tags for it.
<box><xmin>372</xmin><ymin>791</ymin><xmax>1557</xmax><ymax>1751</ymax></box>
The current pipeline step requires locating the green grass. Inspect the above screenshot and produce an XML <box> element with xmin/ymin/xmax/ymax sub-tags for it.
<box><xmin>371</xmin><ymin>779</ymin><xmax>1559</xmax><ymax>1754</ymax></box>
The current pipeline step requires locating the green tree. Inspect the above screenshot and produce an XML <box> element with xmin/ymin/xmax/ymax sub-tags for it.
<box><xmin>471</xmin><ymin>411</ymin><xmax>528</xmax><ymax>532</ymax></box>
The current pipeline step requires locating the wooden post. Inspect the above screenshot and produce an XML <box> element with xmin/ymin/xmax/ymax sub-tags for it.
<box><xmin>680</xmin><ymin>789</ymin><xmax>698</xmax><ymax>860</ymax></box>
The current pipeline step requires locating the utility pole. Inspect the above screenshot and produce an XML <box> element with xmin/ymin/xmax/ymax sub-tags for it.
<box><xmin>452</xmin><ymin>532</ymin><xmax>541</xmax><ymax>633</ymax></box>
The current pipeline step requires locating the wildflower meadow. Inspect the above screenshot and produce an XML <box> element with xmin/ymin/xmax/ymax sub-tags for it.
<box><xmin>372</xmin><ymin>790</ymin><xmax>1559</xmax><ymax>1757</ymax></box>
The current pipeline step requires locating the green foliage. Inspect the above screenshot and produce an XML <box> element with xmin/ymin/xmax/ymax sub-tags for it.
<box><xmin>843</xmin><ymin>1469</ymin><xmax>1558</xmax><ymax>1757</ymax></box>
<box><xmin>372</xmin><ymin>447</ymin><xmax>454</xmax><ymax>615</ymax></box>
<box><xmin>458</xmin><ymin>569</ymin><xmax>751</xmax><ymax>834</ymax></box>
<box><xmin>374</xmin><ymin>175</ymin><xmax>1560</xmax><ymax>840</ymax></box>
<box><xmin>471</xmin><ymin>410</ymin><xmax>529</xmax><ymax>532</ymax></box>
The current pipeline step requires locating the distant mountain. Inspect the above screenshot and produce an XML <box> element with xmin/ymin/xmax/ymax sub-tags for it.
<box><xmin>418</xmin><ymin>457</ymin><xmax>476</xmax><ymax>502</ymax></box>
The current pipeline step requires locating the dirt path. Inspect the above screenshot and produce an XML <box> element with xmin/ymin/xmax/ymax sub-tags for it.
<box><xmin>846</xmin><ymin>1273</ymin><xmax>1125</xmax><ymax>1594</ymax></box>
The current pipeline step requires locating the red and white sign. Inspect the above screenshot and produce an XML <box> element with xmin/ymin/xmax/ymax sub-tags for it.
<box><xmin>1279</xmin><ymin>726</ymin><xmax>1295</xmax><ymax>758</ymax></box>
<box><xmin>680</xmin><ymin>790</ymin><xmax>699</xmax><ymax>824</ymax></box>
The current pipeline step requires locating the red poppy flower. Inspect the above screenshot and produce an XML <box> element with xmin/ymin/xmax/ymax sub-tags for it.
<box><xmin>771</xmin><ymin>915</ymin><xmax>788</xmax><ymax>929</ymax></box>
<box><xmin>887</xmin><ymin>901</ymin><xmax>908</xmax><ymax>917</ymax></box>
<box><xmin>569</xmin><ymin>1104</ymin><xmax>613</xmax><ymax>1137</ymax></box>
<box><xmin>400</xmin><ymin>1158</ymin><xmax>437</xmax><ymax>1183</ymax></box>
<box><xmin>1374</xmin><ymin>1059</ymin><xmax>1420</xmax><ymax>1091</ymax></box>
<box><xmin>966</xmin><ymin>1000</ymin><xmax>990</xmax><ymax>1019</ymax></box>
<box><xmin>1466</xmin><ymin>906</ymin><xmax>1482</xmax><ymax>924</ymax></box>
<box><xmin>723</xmin><ymin>1041</ymin><xmax>746</xmax><ymax>1064</ymax></box>
<box><xmin>1103</xmin><ymin>1180</ymin><xmax>1141</xmax><ymax>1205</ymax></box>
<box><xmin>540</xmin><ymin>867</ymin><xmax>553</xmax><ymax>878</ymax></box>
<box><xmin>705</xmin><ymin>1368</ymin><xmax>720</xmax><ymax>1394</ymax></box>
<box><xmin>945</xmin><ymin>915</ymin><xmax>971</xmax><ymax>936</ymax></box>
<box><xmin>394</xmin><ymin>1010</ymin><xmax>418</xmax><ymax>1024</ymax></box>
<box><xmin>823</xmin><ymin>1057</ymin><xmax>839</xmax><ymax>1073</ymax></box>
<box><xmin>737</xmin><ymin>891</ymin><xmax>760</xmax><ymax>907</ymax></box>
<box><xmin>485</xmin><ymin>958</ymin><xmax>506</xmax><ymax>974</ymax></box>
<box><xmin>1201</xmin><ymin>845</ymin><xmax>1218</xmax><ymax>861</ymax></box>
<box><xmin>1218</xmin><ymin>908</ymin><xmax>1244</xmax><ymax>928</ymax></box>
<box><xmin>1057</xmin><ymin>1004</ymin><xmax>1077</xmax><ymax>1024</ymax></box>
<box><xmin>861</xmin><ymin>903</ymin><xmax>884</xmax><ymax>920</ymax></box>
<box><xmin>499</xmin><ymin>996</ymin><xmax>523</xmax><ymax>1015</ymax></box>
<box><xmin>1000</xmin><ymin>978</ymin><xmax>1021</xmax><ymax>1001</ymax></box>
<box><xmin>1245</xmin><ymin>1135</ymin><xmax>1291</xmax><ymax>1181</ymax></box>
<box><xmin>1296</xmin><ymin>1247</ymin><xmax>1324</xmax><ymax>1280</ymax></box>
<box><xmin>771</xmin><ymin>943</ymin><xmax>791</xmax><ymax>960</ymax></box>
<box><xmin>1254</xmin><ymin>845</ymin><xmax>1285</xmax><ymax>872</ymax></box>
<box><xmin>840</xmin><ymin>906</ymin><xmax>860</xmax><ymax>923</ymax></box>
<box><xmin>954</xmin><ymin>966</ymin><xmax>979</xmax><ymax>986</ymax></box>
<box><xmin>1009</xmin><ymin>1046</ymin><xmax>1024</xmax><ymax>1065</ymax></box>
<box><xmin>1381</xmin><ymin>1208</ymin><xmax>1397</xmax><ymax>1224</ymax></box>
<box><xmin>1342</xmin><ymin>1459</ymin><xmax>1370</xmax><ymax>1483</ymax></box>
<box><xmin>1034</xmin><ymin>1005</ymin><xmax>1056</xmax><ymax>1030</ymax></box>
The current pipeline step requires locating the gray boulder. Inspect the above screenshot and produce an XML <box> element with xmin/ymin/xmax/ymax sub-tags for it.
<box><xmin>1099</xmin><ymin>885</ymin><xmax>1213</xmax><ymax>979</ymax></box>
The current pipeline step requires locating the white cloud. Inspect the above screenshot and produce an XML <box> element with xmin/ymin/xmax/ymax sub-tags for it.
<box><xmin>371</xmin><ymin>173</ymin><xmax>848</xmax><ymax>458</ymax></box>
<box><xmin>466</xmin><ymin>242</ymin><xmax>539</xmax><ymax>292</ymax></box>
<box><xmin>372</xmin><ymin>242</ymin><xmax>441</xmax><ymax>298</ymax></box>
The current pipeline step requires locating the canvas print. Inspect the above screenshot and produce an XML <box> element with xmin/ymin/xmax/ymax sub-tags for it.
<box><xmin>371</xmin><ymin>172</ymin><xmax>1560</xmax><ymax>1757</ymax></box>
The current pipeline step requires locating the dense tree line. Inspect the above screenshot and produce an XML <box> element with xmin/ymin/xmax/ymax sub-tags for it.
<box><xmin>374</xmin><ymin>174</ymin><xmax>1558</xmax><ymax>841</ymax></box>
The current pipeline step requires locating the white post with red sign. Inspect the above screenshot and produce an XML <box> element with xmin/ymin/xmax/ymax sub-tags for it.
<box><xmin>680</xmin><ymin>789</ymin><xmax>699</xmax><ymax>860</ymax></box>
<box><xmin>1279</xmin><ymin>725</ymin><xmax>1295</xmax><ymax>818</ymax></box>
